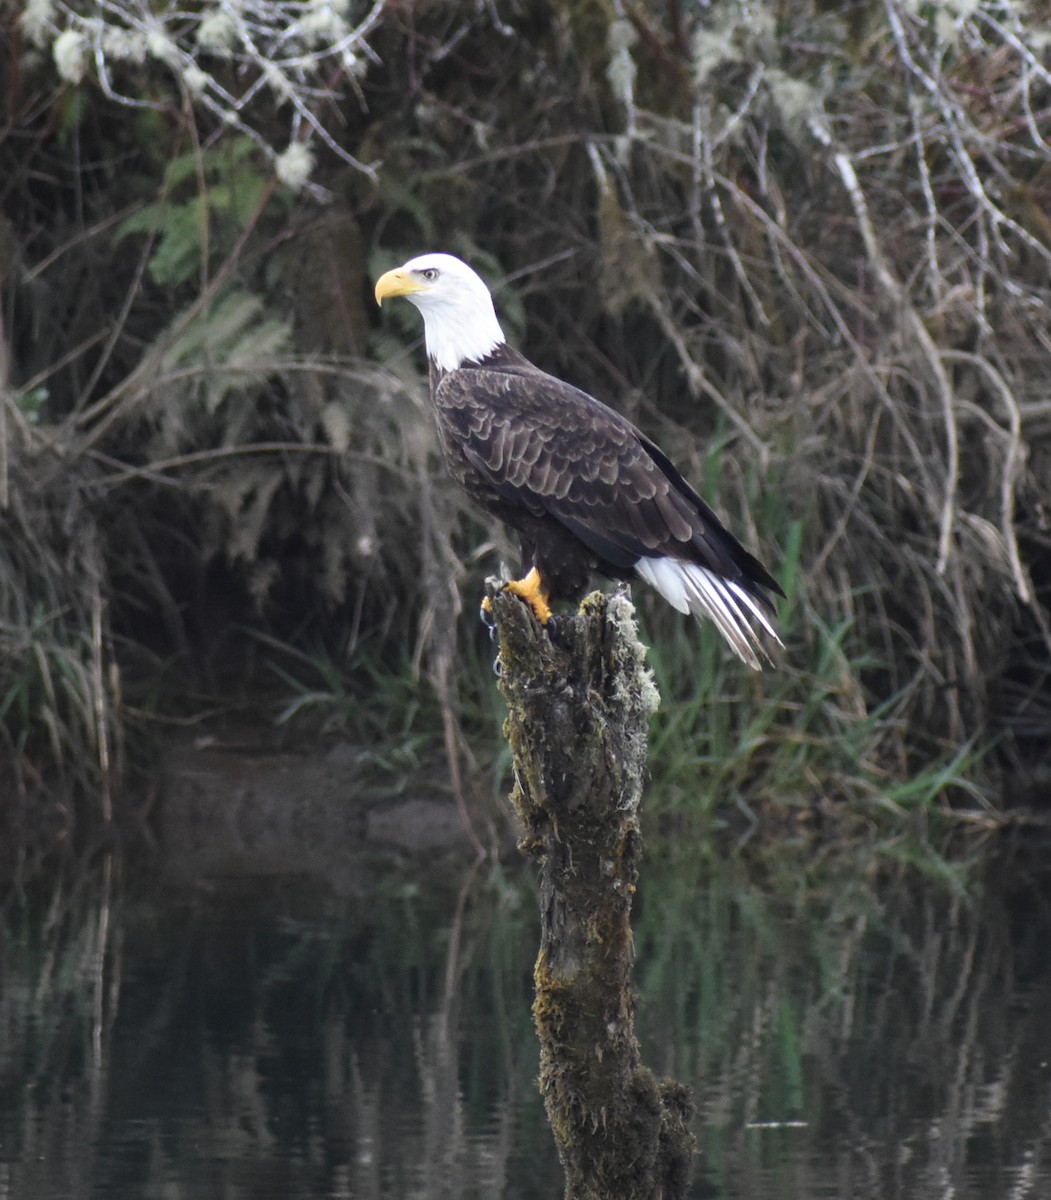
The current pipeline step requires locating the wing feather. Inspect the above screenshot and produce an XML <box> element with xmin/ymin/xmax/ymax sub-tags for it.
<box><xmin>433</xmin><ymin>358</ymin><xmax>780</xmax><ymax>609</ymax></box>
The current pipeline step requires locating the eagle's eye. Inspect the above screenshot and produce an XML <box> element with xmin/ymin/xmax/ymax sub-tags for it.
<box><xmin>420</xmin><ymin>268</ymin><xmax>439</xmax><ymax>282</ymax></box>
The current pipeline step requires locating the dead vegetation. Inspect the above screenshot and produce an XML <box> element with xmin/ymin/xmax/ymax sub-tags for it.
<box><xmin>2</xmin><ymin>0</ymin><xmax>1050</xmax><ymax>815</ymax></box>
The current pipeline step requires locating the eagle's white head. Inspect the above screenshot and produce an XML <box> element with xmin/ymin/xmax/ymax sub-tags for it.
<box><xmin>374</xmin><ymin>253</ymin><xmax>506</xmax><ymax>373</ymax></box>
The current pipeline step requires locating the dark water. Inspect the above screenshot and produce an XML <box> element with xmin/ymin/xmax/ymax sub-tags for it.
<box><xmin>2</xmin><ymin>832</ymin><xmax>1050</xmax><ymax>1199</ymax></box>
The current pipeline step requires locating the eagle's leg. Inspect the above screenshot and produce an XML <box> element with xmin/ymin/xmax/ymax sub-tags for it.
<box><xmin>481</xmin><ymin>567</ymin><xmax>554</xmax><ymax>625</ymax></box>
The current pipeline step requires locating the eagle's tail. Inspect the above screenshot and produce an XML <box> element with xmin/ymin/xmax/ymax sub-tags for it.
<box><xmin>634</xmin><ymin>556</ymin><xmax>782</xmax><ymax>670</ymax></box>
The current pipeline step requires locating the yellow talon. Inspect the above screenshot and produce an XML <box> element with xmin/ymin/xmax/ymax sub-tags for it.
<box><xmin>504</xmin><ymin>567</ymin><xmax>553</xmax><ymax>624</ymax></box>
<box><xmin>482</xmin><ymin>568</ymin><xmax>553</xmax><ymax>624</ymax></box>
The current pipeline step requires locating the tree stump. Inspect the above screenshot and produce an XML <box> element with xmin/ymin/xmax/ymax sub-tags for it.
<box><xmin>488</xmin><ymin>582</ymin><xmax>694</xmax><ymax>1200</ymax></box>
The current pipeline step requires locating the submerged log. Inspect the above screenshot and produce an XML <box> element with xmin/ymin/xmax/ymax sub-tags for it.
<box><xmin>488</xmin><ymin>582</ymin><xmax>694</xmax><ymax>1200</ymax></box>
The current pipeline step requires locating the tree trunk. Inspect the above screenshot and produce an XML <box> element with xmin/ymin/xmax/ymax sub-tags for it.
<box><xmin>488</xmin><ymin>583</ymin><xmax>694</xmax><ymax>1200</ymax></box>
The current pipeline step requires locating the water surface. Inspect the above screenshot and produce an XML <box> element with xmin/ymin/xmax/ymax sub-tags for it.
<box><xmin>2</xmin><ymin>830</ymin><xmax>1049</xmax><ymax>1199</ymax></box>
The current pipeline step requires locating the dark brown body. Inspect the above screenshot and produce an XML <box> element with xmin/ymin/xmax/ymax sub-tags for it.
<box><xmin>429</xmin><ymin>345</ymin><xmax>781</xmax><ymax>610</ymax></box>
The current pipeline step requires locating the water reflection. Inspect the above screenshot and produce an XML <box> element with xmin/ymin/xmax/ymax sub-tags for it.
<box><xmin>2</xmin><ymin>835</ymin><xmax>1050</xmax><ymax>1199</ymax></box>
<box><xmin>0</xmin><ymin>856</ymin><xmax>555</xmax><ymax>1200</ymax></box>
<box><xmin>633</xmin><ymin>839</ymin><xmax>1051</xmax><ymax>1199</ymax></box>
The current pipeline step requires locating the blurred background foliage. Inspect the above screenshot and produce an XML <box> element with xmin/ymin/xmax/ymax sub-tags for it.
<box><xmin>2</xmin><ymin>0</ymin><xmax>1050</xmax><ymax>830</ymax></box>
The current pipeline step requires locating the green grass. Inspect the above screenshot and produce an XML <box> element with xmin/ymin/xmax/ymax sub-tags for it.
<box><xmin>250</xmin><ymin>629</ymin><xmax>443</xmax><ymax>772</ymax></box>
<box><xmin>643</xmin><ymin>603</ymin><xmax>981</xmax><ymax>821</ymax></box>
<box><xmin>635</xmin><ymin>457</ymin><xmax>991</xmax><ymax>827</ymax></box>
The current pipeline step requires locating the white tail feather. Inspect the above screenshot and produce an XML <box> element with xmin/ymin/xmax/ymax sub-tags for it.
<box><xmin>635</xmin><ymin>556</ymin><xmax>782</xmax><ymax>670</ymax></box>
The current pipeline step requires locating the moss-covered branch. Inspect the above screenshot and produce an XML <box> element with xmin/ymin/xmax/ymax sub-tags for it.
<box><xmin>489</xmin><ymin>583</ymin><xmax>693</xmax><ymax>1200</ymax></box>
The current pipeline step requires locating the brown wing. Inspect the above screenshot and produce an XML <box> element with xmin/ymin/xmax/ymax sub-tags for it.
<box><xmin>433</xmin><ymin>354</ymin><xmax>781</xmax><ymax>604</ymax></box>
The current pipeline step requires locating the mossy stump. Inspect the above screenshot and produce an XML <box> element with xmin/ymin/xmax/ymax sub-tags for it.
<box><xmin>488</xmin><ymin>582</ymin><xmax>694</xmax><ymax>1200</ymax></box>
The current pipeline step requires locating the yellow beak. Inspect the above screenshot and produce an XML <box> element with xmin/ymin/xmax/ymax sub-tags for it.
<box><xmin>374</xmin><ymin>267</ymin><xmax>428</xmax><ymax>306</ymax></box>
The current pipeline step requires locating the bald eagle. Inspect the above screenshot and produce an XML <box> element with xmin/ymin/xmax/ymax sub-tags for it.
<box><xmin>374</xmin><ymin>253</ymin><xmax>783</xmax><ymax>669</ymax></box>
